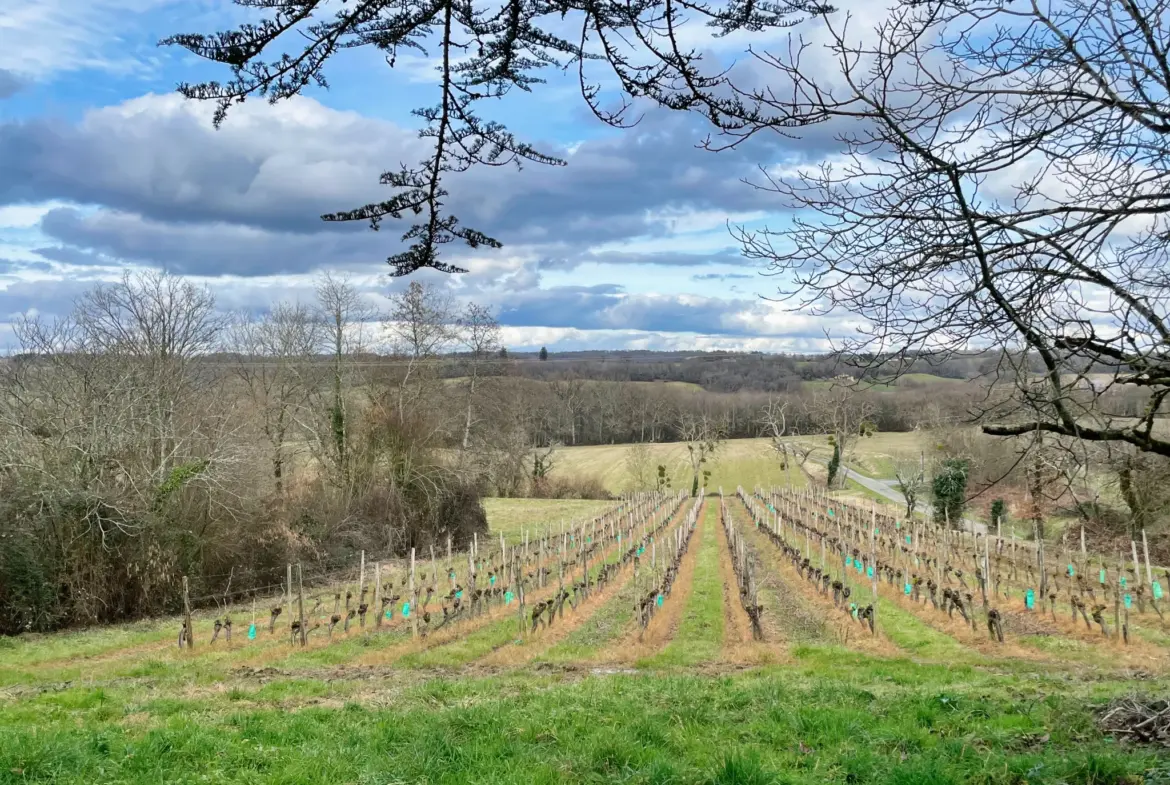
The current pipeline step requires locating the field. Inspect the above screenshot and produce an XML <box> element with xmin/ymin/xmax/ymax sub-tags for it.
<box><xmin>482</xmin><ymin>498</ymin><xmax>615</xmax><ymax>542</ymax></box>
<box><xmin>550</xmin><ymin>438</ymin><xmax>809</xmax><ymax>494</ymax></box>
<box><xmin>2</xmin><ymin>484</ymin><xmax>1168</xmax><ymax>785</ymax></box>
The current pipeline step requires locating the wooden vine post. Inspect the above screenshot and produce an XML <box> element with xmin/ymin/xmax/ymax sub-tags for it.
<box><xmin>410</xmin><ymin>548</ymin><xmax>419</xmax><ymax>638</ymax></box>
<box><xmin>374</xmin><ymin>561</ymin><xmax>383</xmax><ymax>628</ymax></box>
<box><xmin>182</xmin><ymin>575</ymin><xmax>194</xmax><ymax>650</ymax></box>
<box><xmin>297</xmin><ymin>563</ymin><xmax>307</xmax><ymax>646</ymax></box>
<box><xmin>870</xmin><ymin>507</ymin><xmax>878</xmax><ymax>635</ymax></box>
<box><xmin>1115</xmin><ymin>550</ymin><xmax>1123</xmax><ymax>642</ymax></box>
<box><xmin>359</xmin><ymin>550</ymin><xmax>366</xmax><ymax>605</ymax></box>
<box><xmin>467</xmin><ymin>550</ymin><xmax>476</xmax><ymax>620</ymax></box>
<box><xmin>286</xmin><ymin>563</ymin><xmax>293</xmax><ymax>627</ymax></box>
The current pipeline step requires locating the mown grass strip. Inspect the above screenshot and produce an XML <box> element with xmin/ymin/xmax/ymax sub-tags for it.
<box><xmin>648</xmin><ymin>500</ymin><xmax>724</xmax><ymax>667</ymax></box>
<box><xmin>0</xmin><ymin>666</ymin><xmax>1162</xmax><ymax>785</ymax></box>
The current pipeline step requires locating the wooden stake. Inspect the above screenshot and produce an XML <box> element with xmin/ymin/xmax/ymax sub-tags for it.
<box><xmin>182</xmin><ymin>575</ymin><xmax>194</xmax><ymax>650</ymax></box>
<box><xmin>410</xmin><ymin>548</ymin><xmax>418</xmax><ymax>638</ymax></box>
<box><xmin>359</xmin><ymin>550</ymin><xmax>366</xmax><ymax>602</ymax></box>
<box><xmin>1142</xmin><ymin>530</ymin><xmax>1153</xmax><ymax>583</ymax></box>
<box><xmin>297</xmin><ymin>563</ymin><xmax>306</xmax><ymax>646</ymax></box>
<box><xmin>1115</xmin><ymin>550</ymin><xmax>1123</xmax><ymax>641</ymax></box>
<box><xmin>286</xmin><ymin>563</ymin><xmax>293</xmax><ymax>628</ymax></box>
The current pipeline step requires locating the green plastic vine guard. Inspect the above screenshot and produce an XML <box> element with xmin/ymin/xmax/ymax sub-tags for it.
<box><xmin>248</xmin><ymin>623</ymin><xmax>256</xmax><ymax>640</ymax></box>
<box><xmin>1154</xmin><ymin>581</ymin><xmax>1164</xmax><ymax>600</ymax></box>
<box><xmin>1025</xmin><ymin>589</ymin><xmax>1035</xmax><ymax>610</ymax></box>
<box><xmin>402</xmin><ymin>602</ymin><xmax>411</xmax><ymax>618</ymax></box>
<box><xmin>904</xmin><ymin>583</ymin><xmax>912</xmax><ymax>595</ymax></box>
<box><xmin>1099</xmin><ymin>569</ymin><xmax>1107</xmax><ymax>584</ymax></box>
<box><xmin>656</xmin><ymin>595</ymin><xmax>664</xmax><ymax>607</ymax></box>
<box><xmin>866</xmin><ymin>566</ymin><xmax>874</xmax><ymax>578</ymax></box>
<box><xmin>1124</xmin><ymin>594</ymin><xmax>1133</xmax><ymax>610</ymax></box>
<box><xmin>846</xmin><ymin>557</ymin><xmax>853</xmax><ymax>567</ymax></box>
<box><xmin>505</xmin><ymin>591</ymin><xmax>514</xmax><ymax>605</ymax></box>
<box><xmin>1067</xmin><ymin>565</ymin><xmax>1075</xmax><ymax>577</ymax></box>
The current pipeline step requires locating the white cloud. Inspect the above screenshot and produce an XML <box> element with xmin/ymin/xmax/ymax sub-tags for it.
<box><xmin>0</xmin><ymin>0</ymin><xmax>172</xmax><ymax>79</ymax></box>
<box><xmin>498</xmin><ymin>325</ymin><xmax>833</xmax><ymax>352</ymax></box>
<box><xmin>0</xmin><ymin>202</ymin><xmax>71</xmax><ymax>228</ymax></box>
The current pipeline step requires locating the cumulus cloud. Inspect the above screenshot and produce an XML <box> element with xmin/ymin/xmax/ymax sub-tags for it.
<box><xmin>0</xmin><ymin>93</ymin><xmax>794</xmax><ymax>264</ymax></box>
<box><xmin>0</xmin><ymin>51</ymin><xmax>864</xmax><ymax>345</ymax></box>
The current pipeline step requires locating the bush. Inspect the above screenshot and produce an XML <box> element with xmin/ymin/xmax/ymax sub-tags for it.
<box><xmin>529</xmin><ymin>475</ymin><xmax>612</xmax><ymax>500</ymax></box>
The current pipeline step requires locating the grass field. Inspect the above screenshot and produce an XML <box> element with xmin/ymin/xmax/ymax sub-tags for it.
<box><xmin>483</xmin><ymin>498</ymin><xmax>615</xmax><ymax>542</ymax></box>
<box><xmin>799</xmin><ymin>373</ymin><xmax>962</xmax><ymax>391</ymax></box>
<box><xmin>550</xmin><ymin>438</ymin><xmax>808</xmax><ymax>494</ymax></box>
<box><xmin>3</xmin><ymin>486</ymin><xmax>1169</xmax><ymax>784</ymax></box>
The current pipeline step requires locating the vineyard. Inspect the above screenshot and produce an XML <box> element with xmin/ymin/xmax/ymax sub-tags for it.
<box><xmin>2</xmin><ymin>485</ymin><xmax>1169</xmax><ymax>784</ymax></box>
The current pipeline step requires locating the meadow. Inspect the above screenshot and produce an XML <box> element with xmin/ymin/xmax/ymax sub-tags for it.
<box><xmin>1</xmin><ymin>478</ymin><xmax>1167</xmax><ymax>785</ymax></box>
<box><xmin>547</xmin><ymin>437</ymin><xmax>810</xmax><ymax>495</ymax></box>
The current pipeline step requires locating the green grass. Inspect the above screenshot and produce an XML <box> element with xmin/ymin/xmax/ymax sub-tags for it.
<box><xmin>553</xmin><ymin>438</ymin><xmax>807</xmax><ymax>495</ymax></box>
<box><xmin>1</xmin><ymin>662</ymin><xmax>1164</xmax><ymax>785</ymax></box>
<box><xmin>483</xmin><ymin>498</ymin><xmax>615</xmax><ymax>543</ymax></box>
<box><xmin>650</xmin><ymin>502</ymin><xmax>725</xmax><ymax>667</ymax></box>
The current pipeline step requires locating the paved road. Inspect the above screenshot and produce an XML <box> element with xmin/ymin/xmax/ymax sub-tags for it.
<box><xmin>810</xmin><ymin>458</ymin><xmax>987</xmax><ymax>535</ymax></box>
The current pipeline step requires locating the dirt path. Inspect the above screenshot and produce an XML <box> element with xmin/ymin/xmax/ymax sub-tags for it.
<box><xmin>599</xmin><ymin>500</ymin><xmax>705</xmax><ymax>663</ymax></box>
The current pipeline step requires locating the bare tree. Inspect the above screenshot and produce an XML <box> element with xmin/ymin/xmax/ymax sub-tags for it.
<box><xmin>892</xmin><ymin>454</ymin><xmax>927</xmax><ymax>519</ymax></box>
<box><xmin>678</xmin><ymin>411</ymin><xmax>725</xmax><ymax>496</ymax></box>
<box><xmin>809</xmin><ymin>385</ymin><xmax>875</xmax><ymax>465</ymax></box>
<box><xmin>456</xmin><ymin>303</ymin><xmax>501</xmax><ymax>450</ymax></box>
<box><xmin>387</xmin><ymin>280</ymin><xmax>454</xmax><ymax>423</ymax></box>
<box><xmin>227</xmin><ymin>302</ymin><xmax>324</xmax><ymax>494</ymax></box>
<box><xmin>315</xmin><ymin>272</ymin><xmax>378</xmax><ymax>487</ymax></box>
<box><xmin>724</xmin><ymin>0</ymin><xmax>1170</xmax><ymax>458</ymax></box>
<box><xmin>72</xmin><ymin>270</ymin><xmax>224</xmax><ymax>484</ymax></box>
<box><xmin>623</xmin><ymin>441</ymin><xmax>655</xmax><ymax>492</ymax></box>
<box><xmin>759</xmin><ymin>396</ymin><xmax>795</xmax><ymax>487</ymax></box>
<box><xmin>550</xmin><ymin>376</ymin><xmax>586</xmax><ymax>446</ymax></box>
<box><xmin>0</xmin><ymin>273</ymin><xmax>244</xmax><ymax>627</ymax></box>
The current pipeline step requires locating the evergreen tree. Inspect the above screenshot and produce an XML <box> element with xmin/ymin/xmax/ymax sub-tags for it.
<box><xmin>539</xmin><ymin>347</ymin><xmax>548</xmax><ymax>361</ymax></box>
<box><xmin>990</xmin><ymin>499</ymin><xmax>1007</xmax><ymax>529</ymax></box>
<box><xmin>826</xmin><ymin>442</ymin><xmax>840</xmax><ymax>488</ymax></box>
<box><xmin>932</xmin><ymin>459</ymin><xmax>969</xmax><ymax>525</ymax></box>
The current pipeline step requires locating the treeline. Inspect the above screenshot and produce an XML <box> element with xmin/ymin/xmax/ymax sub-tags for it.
<box><xmin>452</xmin><ymin>348</ymin><xmax>1112</xmax><ymax>393</ymax></box>
<box><xmin>0</xmin><ymin>273</ymin><xmax>490</xmax><ymax>634</ymax></box>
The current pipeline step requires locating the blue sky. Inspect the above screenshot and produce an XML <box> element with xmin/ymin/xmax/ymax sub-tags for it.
<box><xmin>0</xmin><ymin>0</ymin><xmax>872</xmax><ymax>352</ymax></box>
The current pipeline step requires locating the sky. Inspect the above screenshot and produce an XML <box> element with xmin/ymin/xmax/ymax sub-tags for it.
<box><xmin>0</xmin><ymin>0</ymin><xmax>874</xmax><ymax>353</ymax></box>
